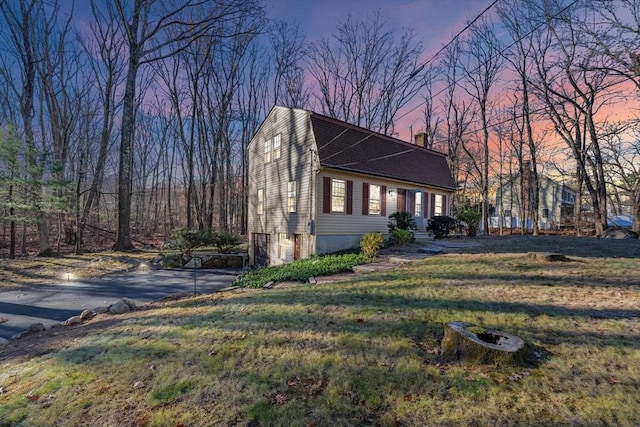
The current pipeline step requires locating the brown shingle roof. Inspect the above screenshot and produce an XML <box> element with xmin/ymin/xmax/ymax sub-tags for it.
<box><xmin>310</xmin><ymin>113</ymin><xmax>456</xmax><ymax>190</ymax></box>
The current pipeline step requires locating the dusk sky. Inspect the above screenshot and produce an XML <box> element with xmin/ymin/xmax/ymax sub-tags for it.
<box><xmin>267</xmin><ymin>0</ymin><xmax>496</xmax><ymax>50</ymax></box>
<box><xmin>266</xmin><ymin>0</ymin><xmax>498</xmax><ymax>139</ymax></box>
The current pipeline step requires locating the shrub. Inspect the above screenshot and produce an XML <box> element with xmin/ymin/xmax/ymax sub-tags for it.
<box><xmin>426</xmin><ymin>216</ymin><xmax>456</xmax><ymax>238</ymax></box>
<box><xmin>237</xmin><ymin>252</ymin><xmax>369</xmax><ymax>288</ymax></box>
<box><xmin>388</xmin><ymin>211</ymin><xmax>417</xmax><ymax>232</ymax></box>
<box><xmin>360</xmin><ymin>232</ymin><xmax>385</xmax><ymax>258</ymax></box>
<box><xmin>170</xmin><ymin>228</ymin><xmax>215</xmax><ymax>254</ymax></box>
<box><xmin>457</xmin><ymin>207</ymin><xmax>482</xmax><ymax>237</ymax></box>
<box><xmin>389</xmin><ymin>228</ymin><xmax>413</xmax><ymax>246</ymax></box>
<box><xmin>213</xmin><ymin>231</ymin><xmax>241</xmax><ymax>253</ymax></box>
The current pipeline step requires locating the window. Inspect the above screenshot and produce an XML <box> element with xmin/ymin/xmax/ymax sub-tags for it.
<box><xmin>287</xmin><ymin>181</ymin><xmax>297</xmax><ymax>213</ymax></box>
<box><xmin>331</xmin><ymin>179</ymin><xmax>346</xmax><ymax>212</ymax></box>
<box><xmin>503</xmin><ymin>209</ymin><xmax>511</xmax><ymax>217</ymax></box>
<box><xmin>434</xmin><ymin>194</ymin><xmax>443</xmax><ymax>216</ymax></box>
<box><xmin>415</xmin><ymin>192</ymin><xmax>422</xmax><ymax>217</ymax></box>
<box><xmin>278</xmin><ymin>233</ymin><xmax>289</xmax><ymax>259</ymax></box>
<box><xmin>542</xmin><ymin>208</ymin><xmax>549</xmax><ymax>219</ymax></box>
<box><xmin>264</xmin><ymin>134</ymin><xmax>281</xmax><ymax>163</ymax></box>
<box><xmin>264</xmin><ymin>139</ymin><xmax>272</xmax><ymax>163</ymax></box>
<box><xmin>369</xmin><ymin>184</ymin><xmax>381</xmax><ymax>215</ymax></box>
<box><xmin>272</xmin><ymin>134</ymin><xmax>281</xmax><ymax>160</ymax></box>
<box><xmin>257</xmin><ymin>189</ymin><xmax>264</xmax><ymax>215</ymax></box>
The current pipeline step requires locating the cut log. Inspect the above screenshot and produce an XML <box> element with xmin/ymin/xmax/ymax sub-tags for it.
<box><xmin>441</xmin><ymin>322</ymin><xmax>529</xmax><ymax>366</ymax></box>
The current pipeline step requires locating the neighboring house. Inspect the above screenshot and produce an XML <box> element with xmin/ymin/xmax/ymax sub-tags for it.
<box><xmin>247</xmin><ymin>106</ymin><xmax>456</xmax><ymax>266</ymax></box>
<box><xmin>494</xmin><ymin>165</ymin><xmax>576</xmax><ymax>230</ymax></box>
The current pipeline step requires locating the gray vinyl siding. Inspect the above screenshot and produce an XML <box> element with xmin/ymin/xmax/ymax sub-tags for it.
<box><xmin>248</xmin><ymin>106</ymin><xmax>316</xmax><ymax>265</ymax></box>
<box><xmin>315</xmin><ymin>169</ymin><xmax>451</xmax><ymax>254</ymax></box>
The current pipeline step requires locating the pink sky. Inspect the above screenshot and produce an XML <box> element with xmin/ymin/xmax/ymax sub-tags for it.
<box><xmin>267</xmin><ymin>0</ymin><xmax>497</xmax><ymax>140</ymax></box>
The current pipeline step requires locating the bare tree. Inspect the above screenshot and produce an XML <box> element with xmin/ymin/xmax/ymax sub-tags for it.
<box><xmin>76</xmin><ymin>2</ymin><xmax>125</xmax><ymax>252</ymax></box>
<box><xmin>0</xmin><ymin>0</ymin><xmax>55</xmax><ymax>255</ymax></box>
<box><xmin>459</xmin><ymin>18</ymin><xmax>503</xmax><ymax>232</ymax></box>
<box><xmin>528</xmin><ymin>0</ymin><xmax>615</xmax><ymax>235</ymax></box>
<box><xmin>601</xmin><ymin>120</ymin><xmax>640</xmax><ymax>232</ymax></box>
<box><xmin>307</xmin><ymin>11</ymin><xmax>424</xmax><ymax>135</ymax></box>
<box><xmin>269</xmin><ymin>20</ymin><xmax>310</xmax><ymax>108</ymax></box>
<box><xmin>438</xmin><ymin>40</ymin><xmax>476</xmax><ymax>214</ymax></box>
<box><xmin>498</xmin><ymin>0</ymin><xmax>543</xmax><ymax>235</ymax></box>
<box><xmin>105</xmin><ymin>0</ymin><xmax>261</xmax><ymax>250</ymax></box>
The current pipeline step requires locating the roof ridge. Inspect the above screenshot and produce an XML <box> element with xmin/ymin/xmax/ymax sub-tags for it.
<box><xmin>309</xmin><ymin>111</ymin><xmax>447</xmax><ymax>158</ymax></box>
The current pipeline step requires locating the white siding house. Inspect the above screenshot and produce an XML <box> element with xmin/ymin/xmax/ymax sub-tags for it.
<box><xmin>248</xmin><ymin>106</ymin><xmax>456</xmax><ymax>266</ymax></box>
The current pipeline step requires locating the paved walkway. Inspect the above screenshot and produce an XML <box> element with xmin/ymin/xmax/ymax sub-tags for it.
<box><xmin>0</xmin><ymin>267</ymin><xmax>240</xmax><ymax>341</ymax></box>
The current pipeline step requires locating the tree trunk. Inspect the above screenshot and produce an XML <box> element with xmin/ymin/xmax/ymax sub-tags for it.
<box><xmin>113</xmin><ymin>57</ymin><xmax>139</xmax><ymax>251</ymax></box>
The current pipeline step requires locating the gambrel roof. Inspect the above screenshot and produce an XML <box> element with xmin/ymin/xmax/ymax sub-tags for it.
<box><xmin>310</xmin><ymin>112</ymin><xmax>456</xmax><ymax>190</ymax></box>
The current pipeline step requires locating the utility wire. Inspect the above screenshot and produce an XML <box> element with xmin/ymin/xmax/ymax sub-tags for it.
<box><xmin>315</xmin><ymin>0</ymin><xmax>502</xmax><ymax>163</ymax></box>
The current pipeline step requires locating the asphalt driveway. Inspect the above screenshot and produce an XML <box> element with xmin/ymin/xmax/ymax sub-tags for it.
<box><xmin>0</xmin><ymin>267</ymin><xmax>240</xmax><ymax>341</ymax></box>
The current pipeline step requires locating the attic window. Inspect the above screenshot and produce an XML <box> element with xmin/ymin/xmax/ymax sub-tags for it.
<box><xmin>264</xmin><ymin>134</ymin><xmax>281</xmax><ymax>163</ymax></box>
<box><xmin>264</xmin><ymin>139</ymin><xmax>272</xmax><ymax>163</ymax></box>
<box><xmin>273</xmin><ymin>134</ymin><xmax>281</xmax><ymax>160</ymax></box>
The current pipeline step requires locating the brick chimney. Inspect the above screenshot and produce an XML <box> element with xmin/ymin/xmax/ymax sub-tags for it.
<box><xmin>414</xmin><ymin>132</ymin><xmax>426</xmax><ymax>147</ymax></box>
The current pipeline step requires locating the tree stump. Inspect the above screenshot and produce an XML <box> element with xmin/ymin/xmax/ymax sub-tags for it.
<box><xmin>441</xmin><ymin>322</ymin><xmax>528</xmax><ymax>366</ymax></box>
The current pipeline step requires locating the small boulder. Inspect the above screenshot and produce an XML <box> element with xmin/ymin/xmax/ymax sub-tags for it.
<box><xmin>160</xmin><ymin>254</ymin><xmax>184</xmax><ymax>268</ymax></box>
<box><xmin>80</xmin><ymin>309</ymin><xmax>96</xmax><ymax>320</ymax></box>
<box><xmin>122</xmin><ymin>297</ymin><xmax>138</xmax><ymax>310</ymax></box>
<box><xmin>108</xmin><ymin>299</ymin><xmax>131</xmax><ymax>314</ymax></box>
<box><xmin>0</xmin><ymin>337</ymin><xmax>8</xmax><ymax>345</ymax></box>
<box><xmin>28</xmin><ymin>323</ymin><xmax>46</xmax><ymax>333</ymax></box>
<box><xmin>602</xmin><ymin>228</ymin><xmax>638</xmax><ymax>239</ymax></box>
<box><xmin>63</xmin><ymin>315</ymin><xmax>83</xmax><ymax>326</ymax></box>
<box><xmin>184</xmin><ymin>256</ymin><xmax>202</xmax><ymax>269</ymax></box>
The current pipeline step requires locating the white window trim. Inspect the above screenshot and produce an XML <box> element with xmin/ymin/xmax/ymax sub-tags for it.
<box><xmin>331</xmin><ymin>179</ymin><xmax>346</xmax><ymax>213</ymax></box>
<box><xmin>257</xmin><ymin>188</ymin><xmax>264</xmax><ymax>215</ymax></box>
<box><xmin>287</xmin><ymin>181</ymin><xmax>297</xmax><ymax>213</ymax></box>
<box><xmin>369</xmin><ymin>184</ymin><xmax>381</xmax><ymax>215</ymax></box>
<box><xmin>434</xmin><ymin>194</ymin><xmax>443</xmax><ymax>216</ymax></box>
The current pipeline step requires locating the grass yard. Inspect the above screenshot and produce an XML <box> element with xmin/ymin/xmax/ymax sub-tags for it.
<box><xmin>0</xmin><ymin>236</ymin><xmax>639</xmax><ymax>426</ymax></box>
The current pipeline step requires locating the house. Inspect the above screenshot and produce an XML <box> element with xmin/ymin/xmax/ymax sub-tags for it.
<box><xmin>493</xmin><ymin>164</ymin><xmax>576</xmax><ymax>230</ymax></box>
<box><xmin>247</xmin><ymin>106</ymin><xmax>456</xmax><ymax>266</ymax></box>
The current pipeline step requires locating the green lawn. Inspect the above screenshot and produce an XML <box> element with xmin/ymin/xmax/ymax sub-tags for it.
<box><xmin>1</xmin><ymin>238</ymin><xmax>639</xmax><ymax>426</ymax></box>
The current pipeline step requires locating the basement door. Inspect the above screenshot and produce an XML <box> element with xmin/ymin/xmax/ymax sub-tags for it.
<box><xmin>253</xmin><ymin>233</ymin><xmax>270</xmax><ymax>267</ymax></box>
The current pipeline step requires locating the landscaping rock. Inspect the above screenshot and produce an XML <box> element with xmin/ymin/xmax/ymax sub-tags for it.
<box><xmin>262</xmin><ymin>281</ymin><xmax>275</xmax><ymax>289</ymax></box>
<box><xmin>63</xmin><ymin>315</ymin><xmax>83</xmax><ymax>326</ymax></box>
<box><xmin>308</xmin><ymin>276</ymin><xmax>317</xmax><ymax>284</ymax></box>
<box><xmin>28</xmin><ymin>323</ymin><xmax>46</xmax><ymax>333</ymax></box>
<box><xmin>80</xmin><ymin>309</ymin><xmax>96</xmax><ymax>320</ymax></box>
<box><xmin>122</xmin><ymin>297</ymin><xmax>138</xmax><ymax>310</ymax></box>
<box><xmin>441</xmin><ymin>321</ymin><xmax>529</xmax><ymax>366</ymax></box>
<box><xmin>108</xmin><ymin>299</ymin><xmax>131</xmax><ymax>314</ymax></box>
<box><xmin>184</xmin><ymin>256</ymin><xmax>202</xmax><ymax>269</ymax></box>
<box><xmin>602</xmin><ymin>228</ymin><xmax>639</xmax><ymax>239</ymax></box>
<box><xmin>93</xmin><ymin>306</ymin><xmax>110</xmax><ymax>314</ymax></box>
<box><xmin>0</xmin><ymin>337</ymin><xmax>8</xmax><ymax>345</ymax></box>
<box><xmin>160</xmin><ymin>253</ymin><xmax>184</xmax><ymax>268</ymax></box>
